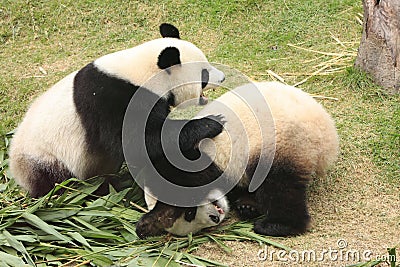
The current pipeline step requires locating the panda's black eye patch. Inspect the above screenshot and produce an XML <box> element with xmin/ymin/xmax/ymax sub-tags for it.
<box><xmin>201</xmin><ymin>69</ymin><xmax>209</xmax><ymax>89</ymax></box>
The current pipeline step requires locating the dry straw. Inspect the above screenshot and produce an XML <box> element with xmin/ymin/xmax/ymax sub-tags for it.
<box><xmin>266</xmin><ymin>34</ymin><xmax>358</xmax><ymax>100</ymax></box>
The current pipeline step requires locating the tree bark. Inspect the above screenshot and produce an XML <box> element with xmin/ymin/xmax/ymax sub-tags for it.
<box><xmin>355</xmin><ymin>0</ymin><xmax>400</xmax><ymax>94</ymax></box>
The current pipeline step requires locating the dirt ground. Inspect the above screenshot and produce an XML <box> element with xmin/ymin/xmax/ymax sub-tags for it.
<box><xmin>193</xmin><ymin>156</ymin><xmax>399</xmax><ymax>266</ymax></box>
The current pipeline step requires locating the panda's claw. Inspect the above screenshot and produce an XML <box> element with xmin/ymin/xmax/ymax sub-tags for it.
<box><xmin>234</xmin><ymin>195</ymin><xmax>260</xmax><ymax>220</ymax></box>
<box><xmin>236</xmin><ymin>203</ymin><xmax>260</xmax><ymax>220</ymax></box>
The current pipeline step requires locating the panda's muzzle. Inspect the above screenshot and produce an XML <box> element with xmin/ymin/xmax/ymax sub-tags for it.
<box><xmin>200</xmin><ymin>67</ymin><xmax>225</xmax><ymax>105</ymax></box>
<box><xmin>213</xmin><ymin>200</ymin><xmax>225</xmax><ymax>215</ymax></box>
<box><xmin>208</xmin><ymin>200</ymin><xmax>225</xmax><ymax>224</ymax></box>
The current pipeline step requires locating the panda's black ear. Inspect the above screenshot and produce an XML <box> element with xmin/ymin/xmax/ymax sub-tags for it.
<box><xmin>160</xmin><ymin>23</ymin><xmax>180</xmax><ymax>39</ymax></box>
<box><xmin>157</xmin><ymin>47</ymin><xmax>181</xmax><ymax>70</ymax></box>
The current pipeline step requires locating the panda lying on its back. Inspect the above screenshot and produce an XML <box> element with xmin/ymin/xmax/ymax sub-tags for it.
<box><xmin>10</xmin><ymin>23</ymin><xmax>225</xmax><ymax>197</ymax></box>
<box><xmin>140</xmin><ymin>188</ymin><xmax>229</xmax><ymax>237</ymax></box>
<box><xmin>136</xmin><ymin>81</ymin><xmax>339</xmax><ymax>238</ymax></box>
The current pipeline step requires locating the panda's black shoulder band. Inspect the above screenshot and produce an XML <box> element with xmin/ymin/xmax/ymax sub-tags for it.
<box><xmin>160</xmin><ymin>23</ymin><xmax>180</xmax><ymax>39</ymax></box>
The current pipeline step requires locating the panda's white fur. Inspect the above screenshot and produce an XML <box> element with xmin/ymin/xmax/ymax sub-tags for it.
<box><xmin>9</xmin><ymin>24</ymin><xmax>225</xmax><ymax>197</ymax></box>
<box><xmin>196</xmin><ymin>81</ymin><xmax>339</xmax><ymax>183</ymax></box>
<box><xmin>94</xmin><ymin>37</ymin><xmax>223</xmax><ymax>105</ymax></box>
<box><xmin>138</xmin><ymin>81</ymin><xmax>339</xmax><ymax>238</ymax></box>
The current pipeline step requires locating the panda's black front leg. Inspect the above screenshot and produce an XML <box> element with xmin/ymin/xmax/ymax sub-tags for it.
<box><xmin>144</xmin><ymin>115</ymin><xmax>224</xmax><ymax>162</ymax></box>
<box><xmin>178</xmin><ymin>114</ymin><xmax>225</xmax><ymax>151</ymax></box>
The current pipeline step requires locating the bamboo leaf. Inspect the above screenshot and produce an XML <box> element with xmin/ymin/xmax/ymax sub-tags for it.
<box><xmin>0</xmin><ymin>251</ymin><xmax>26</xmax><ymax>267</ymax></box>
<box><xmin>231</xmin><ymin>229</ymin><xmax>291</xmax><ymax>251</ymax></box>
<box><xmin>13</xmin><ymin>235</ymin><xmax>37</xmax><ymax>243</ymax></box>
<box><xmin>185</xmin><ymin>253</ymin><xmax>228</xmax><ymax>267</ymax></box>
<box><xmin>185</xmin><ymin>253</ymin><xmax>208</xmax><ymax>266</ymax></box>
<box><xmin>68</xmin><ymin>232</ymin><xmax>92</xmax><ymax>249</ymax></box>
<box><xmin>64</xmin><ymin>178</ymin><xmax>104</xmax><ymax>204</ymax></box>
<box><xmin>205</xmin><ymin>234</ymin><xmax>232</xmax><ymax>253</ymax></box>
<box><xmin>35</xmin><ymin>209</ymin><xmax>79</xmax><ymax>221</ymax></box>
<box><xmin>2</xmin><ymin>230</ymin><xmax>35</xmax><ymax>266</ymax></box>
<box><xmin>21</xmin><ymin>213</ymin><xmax>74</xmax><ymax>245</ymax></box>
<box><xmin>387</xmin><ymin>247</ymin><xmax>396</xmax><ymax>267</ymax></box>
<box><xmin>76</xmin><ymin>210</ymin><xmax>115</xmax><ymax>217</ymax></box>
<box><xmin>83</xmin><ymin>253</ymin><xmax>113</xmax><ymax>266</ymax></box>
<box><xmin>81</xmin><ymin>230</ymin><xmax>123</xmax><ymax>241</ymax></box>
<box><xmin>126</xmin><ymin>256</ymin><xmax>161</xmax><ymax>266</ymax></box>
<box><xmin>72</xmin><ymin>216</ymin><xmax>101</xmax><ymax>231</ymax></box>
<box><xmin>111</xmin><ymin>207</ymin><xmax>142</xmax><ymax>221</ymax></box>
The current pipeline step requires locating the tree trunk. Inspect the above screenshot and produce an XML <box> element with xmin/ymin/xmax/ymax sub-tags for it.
<box><xmin>355</xmin><ymin>0</ymin><xmax>400</xmax><ymax>94</ymax></box>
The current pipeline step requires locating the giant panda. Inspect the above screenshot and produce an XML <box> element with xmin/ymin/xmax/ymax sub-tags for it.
<box><xmin>136</xmin><ymin>81</ymin><xmax>339</xmax><ymax>238</ymax></box>
<box><xmin>9</xmin><ymin>23</ymin><xmax>225</xmax><ymax>198</ymax></box>
<box><xmin>140</xmin><ymin>187</ymin><xmax>229</xmax><ymax>237</ymax></box>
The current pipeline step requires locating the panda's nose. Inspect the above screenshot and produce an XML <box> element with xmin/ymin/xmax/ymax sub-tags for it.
<box><xmin>209</xmin><ymin>214</ymin><xmax>220</xmax><ymax>224</ymax></box>
<box><xmin>219</xmin><ymin>75</ymin><xmax>225</xmax><ymax>83</ymax></box>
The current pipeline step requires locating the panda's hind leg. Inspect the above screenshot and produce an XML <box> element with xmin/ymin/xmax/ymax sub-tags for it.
<box><xmin>254</xmin><ymin>167</ymin><xmax>310</xmax><ymax>236</ymax></box>
<box><xmin>13</xmin><ymin>155</ymin><xmax>73</xmax><ymax>198</ymax></box>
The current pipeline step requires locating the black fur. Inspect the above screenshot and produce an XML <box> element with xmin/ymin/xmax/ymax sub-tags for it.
<box><xmin>157</xmin><ymin>47</ymin><xmax>181</xmax><ymax>70</ymax></box>
<box><xmin>201</xmin><ymin>69</ymin><xmax>209</xmax><ymax>89</ymax></box>
<box><xmin>227</xmin><ymin>157</ymin><xmax>310</xmax><ymax>236</ymax></box>
<box><xmin>159</xmin><ymin>23</ymin><xmax>180</xmax><ymax>39</ymax></box>
<box><xmin>252</xmin><ymin>164</ymin><xmax>311</xmax><ymax>236</ymax></box>
<box><xmin>73</xmin><ymin>63</ymin><xmax>134</xmax><ymax>171</ymax></box>
<box><xmin>143</xmin><ymin>146</ymin><xmax>228</xmax><ymax>208</ymax></box>
<box><xmin>22</xmin><ymin>157</ymin><xmax>73</xmax><ymax>198</ymax></box>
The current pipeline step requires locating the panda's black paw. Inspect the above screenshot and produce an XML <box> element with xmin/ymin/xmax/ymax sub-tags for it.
<box><xmin>235</xmin><ymin>197</ymin><xmax>260</xmax><ymax>219</ymax></box>
<box><xmin>200</xmin><ymin>114</ymin><xmax>225</xmax><ymax>139</ymax></box>
<box><xmin>236</xmin><ymin>204</ymin><xmax>260</xmax><ymax>220</ymax></box>
<box><xmin>179</xmin><ymin>115</ymin><xmax>225</xmax><ymax>151</ymax></box>
<box><xmin>253</xmin><ymin>218</ymin><xmax>307</xmax><ymax>237</ymax></box>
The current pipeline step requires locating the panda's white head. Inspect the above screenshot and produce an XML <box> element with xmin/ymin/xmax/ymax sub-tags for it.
<box><xmin>144</xmin><ymin>188</ymin><xmax>229</xmax><ymax>236</ymax></box>
<box><xmin>93</xmin><ymin>23</ymin><xmax>225</xmax><ymax>106</ymax></box>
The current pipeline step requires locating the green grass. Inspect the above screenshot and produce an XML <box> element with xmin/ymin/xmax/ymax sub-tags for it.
<box><xmin>1</xmin><ymin>0</ymin><xmax>399</xmax><ymax>266</ymax></box>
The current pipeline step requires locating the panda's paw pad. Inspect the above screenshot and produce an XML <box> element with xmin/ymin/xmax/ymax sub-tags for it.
<box><xmin>234</xmin><ymin>195</ymin><xmax>259</xmax><ymax>219</ymax></box>
<box><xmin>236</xmin><ymin>204</ymin><xmax>258</xmax><ymax>219</ymax></box>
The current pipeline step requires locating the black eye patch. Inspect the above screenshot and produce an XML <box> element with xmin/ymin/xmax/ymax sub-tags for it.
<box><xmin>201</xmin><ymin>69</ymin><xmax>209</xmax><ymax>89</ymax></box>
